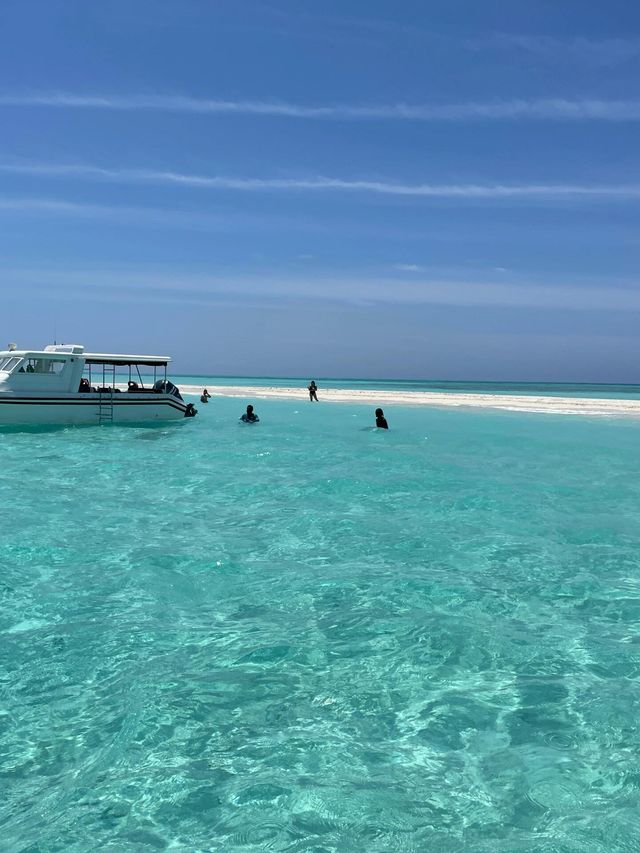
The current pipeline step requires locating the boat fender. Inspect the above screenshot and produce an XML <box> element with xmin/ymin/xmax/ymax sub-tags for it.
<box><xmin>184</xmin><ymin>403</ymin><xmax>198</xmax><ymax>418</ymax></box>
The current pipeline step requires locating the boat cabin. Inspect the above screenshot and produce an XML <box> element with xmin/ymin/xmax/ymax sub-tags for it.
<box><xmin>0</xmin><ymin>345</ymin><xmax>180</xmax><ymax>397</ymax></box>
<box><xmin>0</xmin><ymin>345</ymin><xmax>84</xmax><ymax>393</ymax></box>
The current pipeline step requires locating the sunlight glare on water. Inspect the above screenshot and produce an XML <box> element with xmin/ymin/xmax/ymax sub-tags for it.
<box><xmin>1</xmin><ymin>395</ymin><xmax>640</xmax><ymax>851</ymax></box>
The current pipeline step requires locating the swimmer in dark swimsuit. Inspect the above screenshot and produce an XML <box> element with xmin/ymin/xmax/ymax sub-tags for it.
<box><xmin>308</xmin><ymin>380</ymin><xmax>318</xmax><ymax>402</ymax></box>
<box><xmin>240</xmin><ymin>404</ymin><xmax>260</xmax><ymax>423</ymax></box>
<box><xmin>375</xmin><ymin>408</ymin><xmax>388</xmax><ymax>429</ymax></box>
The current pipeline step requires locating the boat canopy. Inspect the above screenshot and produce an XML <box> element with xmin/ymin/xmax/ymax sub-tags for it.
<box><xmin>83</xmin><ymin>353</ymin><xmax>171</xmax><ymax>367</ymax></box>
<box><xmin>0</xmin><ymin>345</ymin><xmax>171</xmax><ymax>367</ymax></box>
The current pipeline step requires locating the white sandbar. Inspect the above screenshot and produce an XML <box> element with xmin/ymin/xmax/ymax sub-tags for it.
<box><xmin>181</xmin><ymin>384</ymin><xmax>640</xmax><ymax>418</ymax></box>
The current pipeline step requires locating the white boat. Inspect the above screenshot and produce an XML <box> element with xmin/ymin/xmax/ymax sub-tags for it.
<box><xmin>0</xmin><ymin>344</ymin><xmax>197</xmax><ymax>425</ymax></box>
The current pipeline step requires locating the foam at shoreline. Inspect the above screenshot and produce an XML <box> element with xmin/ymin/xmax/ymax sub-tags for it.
<box><xmin>181</xmin><ymin>384</ymin><xmax>640</xmax><ymax>418</ymax></box>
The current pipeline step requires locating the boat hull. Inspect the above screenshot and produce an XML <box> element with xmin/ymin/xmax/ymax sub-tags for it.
<box><xmin>0</xmin><ymin>393</ymin><xmax>193</xmax><ymax>425</ymax></box>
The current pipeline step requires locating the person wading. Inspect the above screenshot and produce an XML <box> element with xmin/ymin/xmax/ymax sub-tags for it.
<box><xmin>240</xmin><ymin>404</ymin><xmax>260</xmax><ymax>423</ymax></box>
<box><xmin>375</xmin><ymin>408</ymin><xmax>389</xmax><ymax>429</ymax></box>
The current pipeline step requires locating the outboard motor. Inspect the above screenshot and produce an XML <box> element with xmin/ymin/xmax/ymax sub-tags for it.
<box><xmin>153</xmin><ymin>379</ymin><xmax>183</xmax><ymax>400</ymax></box>
<box><xmin>184</xmin><ymin>403</ymin><xmax>197</xmax><ymax>418</ymax></box>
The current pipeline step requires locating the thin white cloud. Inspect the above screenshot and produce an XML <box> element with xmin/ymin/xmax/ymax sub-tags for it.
<box><xmin>2</xmin><ymin>92</ymin><xmax>640</xmax><ymax>121</ymax></box>
<box><xmin>4</xmin><ymin>267</ymin><xmax>640</xmax><ymax>312</ymax></box>
<box><xmin>394</xmin><ymin>263</ymin><xmax>424</xmax><ymax>272</ymax></box>
<box><xmin>479</xmin><ymin>34</ymin><xmax>640</xmax><ymax>66</ymax></box>
<box><xmin>0</xmin><ymin>194</ymin><xmax>319</xmax><ymax>233</ymax></box>
<box><xmin>0</xmin><ymin>197</ymin><xmax>97</xmax><ymax>214</ymax></box>
<box><xmin>0</xmin><ymin>195</ymin><xmax>236</xmax><ymax>230</ymax></box>
<box><xmin>3</xmin><ymin>162</ymin><xmax>640</xmax><ymax>202</ymax></box>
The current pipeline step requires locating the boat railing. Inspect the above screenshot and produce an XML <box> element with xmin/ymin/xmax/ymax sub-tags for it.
<box><xmin>82</xmin><ymin>360</ymin><xmax>169</xmax><ymax>393</ymax></box>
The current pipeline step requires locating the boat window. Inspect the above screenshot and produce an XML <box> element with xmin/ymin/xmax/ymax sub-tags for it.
<box><xmin>0</xmin><ymin>357</ymin><xmax>21</xmax><ymax>372</ymax></box>
<box><xmin>25</xmin><ymin>358</ymin><xmax>67</xmax><ymax>375</ymax></box>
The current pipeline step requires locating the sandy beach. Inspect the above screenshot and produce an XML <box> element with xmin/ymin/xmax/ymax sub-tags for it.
<box><xmin>181</xmin><ymin>384</ymin><xmax>640</xmax><ymax>418</ymax></box>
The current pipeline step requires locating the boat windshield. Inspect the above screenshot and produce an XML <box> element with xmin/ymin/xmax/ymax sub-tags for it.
<box><xmin>0</xmin><ymin>357</ymin><xmax>22</xmax><ymax>373</ymax></box>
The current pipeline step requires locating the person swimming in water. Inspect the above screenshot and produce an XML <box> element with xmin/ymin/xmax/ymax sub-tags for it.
<box><xmin>375</xmin><ymin>408</ymin><xmax>388</xmax><ymax>429</ymax></box>
<box><xmin>200</xmin><ymin>388</ymin><xmax>211</xmax><ymax>403</ymax></box>
<box><xmin>308</xmin><ymin>380</ymin><xmax>318</xmax><ymax>402</ymax></box>
<box><xmin>240</xmin><ymin>404</ymin><xmax>260</xmax><ymax>423</ymax></box>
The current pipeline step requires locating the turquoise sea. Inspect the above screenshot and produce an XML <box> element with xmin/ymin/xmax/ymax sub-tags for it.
<box><xmin>1</xmin><ymin>389</ymin><xmax>640</xmax><ymax>851</ymax></box>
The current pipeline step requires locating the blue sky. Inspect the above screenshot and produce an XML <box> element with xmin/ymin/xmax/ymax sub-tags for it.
<box><xmin>1</xmin><ymin>0</ymin><xmax>639</xmax><ymax>380</ymax></box>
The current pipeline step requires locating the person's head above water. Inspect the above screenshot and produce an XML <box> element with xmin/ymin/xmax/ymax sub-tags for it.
<box><xmin>375</xmin><ymin>408</ymin><xmax>383</xmax><ymax>418</ymax></box>
<box><xmin>241</xmin><ymin>404</ymin><xmax>259</xmax><ymax>423</ymax></box>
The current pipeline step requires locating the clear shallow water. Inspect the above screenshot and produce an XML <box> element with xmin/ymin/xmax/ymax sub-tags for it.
<box><xmin>1</xmin><ymin>399</ymin><xmax>640</xmax><ymax>851</ymax></box>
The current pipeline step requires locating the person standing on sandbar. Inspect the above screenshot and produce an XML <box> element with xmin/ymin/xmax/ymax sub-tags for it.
<box><xmin>308</xmin><ymin>380</ymin><xmax>318</xmax><ymax>402</ymax></box>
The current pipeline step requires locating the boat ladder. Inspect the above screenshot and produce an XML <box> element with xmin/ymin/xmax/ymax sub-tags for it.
<box><xmin>98</xmin><ymin>365</ymin><xmax>116</xmax><ymax>424</ymax></box>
